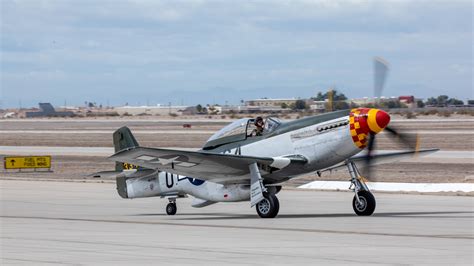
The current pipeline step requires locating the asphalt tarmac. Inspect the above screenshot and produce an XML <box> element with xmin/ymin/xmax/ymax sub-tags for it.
<box><xmin>1</xmin><ymin>180</ymin><xmax>473</xmax><ymax>265</ymax></box>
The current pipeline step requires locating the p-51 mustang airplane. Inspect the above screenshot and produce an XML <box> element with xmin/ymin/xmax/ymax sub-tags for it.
<box><xmin>100</xmin><ymin>58</ymin><xmax>437</xmax><ymax>218</ymax></box>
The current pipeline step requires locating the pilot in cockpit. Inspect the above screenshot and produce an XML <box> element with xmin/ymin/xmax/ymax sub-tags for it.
<box><xmin>252</xmin><ymin>116</ymin><xmax>265</xmax><ymax>136</ymax></box>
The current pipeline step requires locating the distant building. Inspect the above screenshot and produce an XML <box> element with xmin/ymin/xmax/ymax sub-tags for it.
<box><xmin>307</xmin><ymin>100</ymin><xmax>326</xmax><ymax>111</ymax></box>
<box><xmin>115</xmin><ymin>105</ymin><xmax>189</xmax><ymax>116</ymax></box>
<box><xmin>398</xmin><ymin>96</ymin><xmax>416</xmax><ymax>108</ymax></box>
<box><xmin>25</xmin><ymin>103</ymin><xmax>74</xmax><ymax>118</ymax></box>
<box><xmin>245</xmin><ymin>98</ymin><xmax>298</xmax><ymax>107</ymax></box>
<box><xmin>350</xmin><ymin>97</ymin><xmax>399</xmax><ymax>106</ymax></box>
<box><xmin>239</xmin><ymin>105</ymin><xmax>286</xmax><ymax>113</ymax></box>
<box><xmin>398</xmin><ymin>96</ymin><xmax>414</xmax><ymax>103</ymax></box>
<box><xmin>207</xmin><ymin>105</ymin><xmax>222</xmax><ymax>115</ymax></box>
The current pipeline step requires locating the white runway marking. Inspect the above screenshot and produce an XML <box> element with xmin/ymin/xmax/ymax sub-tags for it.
<box><xmin>299</xmin><ymin>181</ymin><xmax>474</xmax><ymax>193</ymax></box>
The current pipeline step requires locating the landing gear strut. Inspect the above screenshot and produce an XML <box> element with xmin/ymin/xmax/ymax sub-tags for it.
<box><xmin>249</xmin><ymin>162</ymin><xmax>280</xmax><ymax>218</ymax></box>
<box><xmin>166</xmin><ymin>199</ymin><xmax>177</xmax><ymax>215</ymax></box>
<box><xmin>347</xmin><ymin>160</ymin><xmax>376</xmax><ymax>216</ymax></box>
<box><xmin>256</xmin><ymin>193</ymin><xmax>280</xmax><ymax>218</ymax></box>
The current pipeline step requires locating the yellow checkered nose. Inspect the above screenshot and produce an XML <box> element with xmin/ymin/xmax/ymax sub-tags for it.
<box><xmin>349</xmin><ymin>108</ymin><xmax>391</xmax><ymax>149</ymax></box>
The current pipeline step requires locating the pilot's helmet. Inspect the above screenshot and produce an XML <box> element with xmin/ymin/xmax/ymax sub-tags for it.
<box><xmin>255</xmin><ymin>116</ymin><xmax>264</xmax><ymax>126</ymax></box>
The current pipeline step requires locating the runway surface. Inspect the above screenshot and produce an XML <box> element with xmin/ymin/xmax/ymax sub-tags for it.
<box><xmin>1</xmin><ymin>180</ymin><xmax>473</xmax><ymax>265</ymax></box>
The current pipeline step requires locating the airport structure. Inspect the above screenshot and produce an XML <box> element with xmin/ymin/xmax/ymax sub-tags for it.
<box><xmin>114</xmin><ymin>105</ymin><xmax>189</xmax><ymax>116</ymax></box>
<box><xmin>25</xmin><ymin>103</ymin><xmax>74</xmax><ymax>118</ymax></box>
<box><xmin>349</xmin><ymin>95</ymin><xmax>418</xmax><ymax>108</ymax></box>
<box><xmin>245</xmin><ymin>98</ymin><xmax>299</xmax><ymax>107</ymax></box>
<box><xmin>349</xmin><ymin>96</ymin><xmax>398</xmax><ymax>106</ymax></box>
<box><xmin>244</xmin><ymin>98</ymin><xmax>326</xmax><ymax>112</ymax></box>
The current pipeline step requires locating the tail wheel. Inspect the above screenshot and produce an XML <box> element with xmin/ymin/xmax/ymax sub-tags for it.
<box><xmin>256</xmin><ymin>194</ymin><xmax>280</xmax><ymax>218</ymax></box>
<box><xmin>166</xmin><ymin>202</ymin><xmax>177</xmax><ymax>215</ymax></box>
<box><xmin>352</xmin><ymin>190</ymin><xmax>376</xmax><ymax>216</ymax></box>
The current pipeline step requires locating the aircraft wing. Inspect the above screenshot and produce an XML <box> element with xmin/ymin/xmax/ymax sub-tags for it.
<box><xmin>318</xmin><ymin>148</ymin><xmax>439</xmax><ymax>174</ymax></box>
<box><xmin>109</xmin><ymin>147</ymin><xmax>307</xmax><ymax>184</ymax></box>
<box><xmin>350</xmin><ymin>148</ymin><xmax>439</xmax><ymax>166</ymax></box>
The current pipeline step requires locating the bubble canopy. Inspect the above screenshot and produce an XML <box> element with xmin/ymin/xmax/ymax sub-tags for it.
<box><xmin>204</xmin><ymin>117</ymin><xmax>282</xmax><ymax>149</ymax></box>
<box><xmin>207</xmin><ymin>118</ymin><xmax>250</xmax><ymax>142</ymax></box>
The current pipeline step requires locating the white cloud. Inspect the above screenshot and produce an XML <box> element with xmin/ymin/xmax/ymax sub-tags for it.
<box><xmin>1</xmin><ymin>0</ymin><xmax>472</xmax><ymax>107</ymax></box>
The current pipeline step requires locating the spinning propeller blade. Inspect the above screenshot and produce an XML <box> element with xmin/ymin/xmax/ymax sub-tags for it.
<box><xmin>374</xmin><ymin>57</ymin><xmax>389</xmax><ymax>98</ymax></box>
<box><xmin>362</xmin><ymin>126</ymin><xmax>420</xmax><ymax>181</ymax></box>
<box><xmin>361</xmin><ymin>57</ymin><xmax>419</xmax><ymax>181</ymax></box>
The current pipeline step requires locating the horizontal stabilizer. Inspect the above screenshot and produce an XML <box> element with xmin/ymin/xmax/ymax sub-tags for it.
<box><xmin>89</xmin><ymin>169</ymin><xmax>157</xmax><ymax>179</ymax></box>
<box><xmin>191</xmin><ymin>197</ymin><xmax>216</xmax><ymax>208</ymax></box>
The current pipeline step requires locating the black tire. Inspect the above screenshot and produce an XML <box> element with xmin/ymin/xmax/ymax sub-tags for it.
<box><xmin>352</xmin><ymin>190</ymin><xmax>376</xmax><ymax>216</ymax></box>
<box><xmin>166</xmin><ymin>203</ymin><xmax>177</xmax><ymax>215</ymax></box>
<box><xmin>256</xmin><ymin>194</ymin><xmax>280</xmax><ymax>218</ymax></box>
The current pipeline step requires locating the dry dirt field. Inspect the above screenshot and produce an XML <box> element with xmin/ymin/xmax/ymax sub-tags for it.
<box><xmin>1</xmin><ymin>115</ymin><xmax>473</xmax><ymax>185</ymax></box>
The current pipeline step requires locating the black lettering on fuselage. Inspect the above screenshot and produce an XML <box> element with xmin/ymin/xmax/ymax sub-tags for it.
<box><xmin>165</xmin><ymin>172</ymin><xmax>174</xmax><ymax>188</ymax></box>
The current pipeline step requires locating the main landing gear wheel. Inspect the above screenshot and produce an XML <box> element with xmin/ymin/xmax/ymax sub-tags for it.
<box><xmin>352</xmin><ymin>190</ymin><xmax>376</xmax><ymax>216</ymax></box>
<box><xmin>256</xmin><ymin>194</ymin><xmax>280</xmax><ymax>218</ymax></box>
<box><xmin>166</xmin><ymin>202</ymin><xmax>177</xmax><ymax>215</ymax></box>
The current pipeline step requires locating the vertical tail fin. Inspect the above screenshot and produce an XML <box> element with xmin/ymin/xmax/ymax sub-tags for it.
<box><xmin>113</xmin><ymin>126</ymin><xmax>140</xmax><ymax>171</ymax></box>
<box><xmin>113</xmin><ymin>126</ymin><xmax>139</xmax><ymax>152</ymax></box>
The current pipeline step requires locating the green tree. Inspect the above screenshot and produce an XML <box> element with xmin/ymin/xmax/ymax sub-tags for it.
<box><xmin>196</xmin><ymin>104</ymin><xmax>203</xmax><ymax>113</ymax></box>
<box><xmin>280</xmin><ymin>103</ymin><xmax>288</xmax><ymax>109</ymax></box>
<box><xmin>447</xmin><ymin>98</ymin><xmax>464</xmax><ymax>105</ymax></box>
<box><xmin>294</xmin><ymin>100</ymin><xmax>307</xmax><ymax>110</ymax></box>
<box><xmin>314</xmin><ymin>92</ymin><xmax>325</xmax><ymax>101</ymax></box>
<box><xmin>425</xmin><ymin>97</ymin><xmax>437</xmax><ymax>106</ymax></box>
<box><xmin>425</xmin><ymin>95</ymin><xmax>463</xmax><ymax>106</ymax></box>
<box><xmin>312</xmin><ymin>90</ymin><xmax>349</xmax><ymax>110</ymax></box>
<box><xmin>437</xmin><ymin>95</ymin><xmax>449</xmax><ymax>106</ymax></box>
<box><xmin>416</xmin><ymin>100</ymin><xmax>425</xmax><ymax>108</ymax></box>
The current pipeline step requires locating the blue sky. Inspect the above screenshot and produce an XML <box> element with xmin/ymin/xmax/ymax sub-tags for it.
<box><xmin>1</xmin><ymin>0</ymin><xmax>472</xmax><ymax>108</ymax></box>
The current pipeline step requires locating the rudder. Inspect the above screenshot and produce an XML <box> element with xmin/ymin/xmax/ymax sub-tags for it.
<box><xmin>113</xmin><ymin>126</ymin><xmax>140</xmax><ymax>171</ymax></box>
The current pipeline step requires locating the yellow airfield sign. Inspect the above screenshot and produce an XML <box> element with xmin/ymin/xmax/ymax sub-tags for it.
<box><xmin>4</xmin><ymin>156</ymin><xmax>51</xmax><ymax>169</ymax></box>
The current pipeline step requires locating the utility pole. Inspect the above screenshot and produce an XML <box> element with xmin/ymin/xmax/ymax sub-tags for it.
<box><xmin>327</xmin><ymin>88</ymin><xmax>334</xmax><ymax>112</ymax></box>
